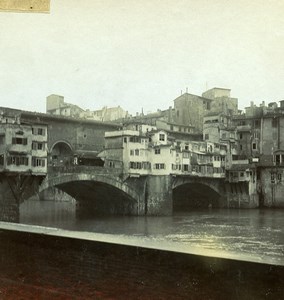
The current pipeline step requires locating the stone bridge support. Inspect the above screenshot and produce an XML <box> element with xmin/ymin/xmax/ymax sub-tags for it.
<box><xmin>0</xmin><ymin>174</ymin><xmax>44</xmax><ymax>222</ymax></box>
<box><xmin>144</xmin><ymin>175</ymin><xmax>172</xmax><ymax>215</ymax></box>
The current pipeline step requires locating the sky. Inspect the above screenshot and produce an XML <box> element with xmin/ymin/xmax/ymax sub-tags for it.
<box><xmin>0</xmin><ymin>0</ymin><xmax>283</xmax><ymax>115</ymax></box>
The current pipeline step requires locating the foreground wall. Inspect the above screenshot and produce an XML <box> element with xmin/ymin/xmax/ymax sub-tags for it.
<box><xmin>0</xmin><ymin>226</ymin><xmax>283</xmax><ymax>299</ymax></box>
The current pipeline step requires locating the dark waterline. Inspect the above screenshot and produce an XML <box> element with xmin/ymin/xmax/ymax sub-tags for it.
<box><xmin>20</xmin><ymin>199</ymin><xmax>284</xmax><ymax>265</ymax></box>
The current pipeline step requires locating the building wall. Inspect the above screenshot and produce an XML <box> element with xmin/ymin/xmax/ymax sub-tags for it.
<box><xmin>174</xmin><ymin>93</ymin><xmax>211</xmax><ymax>132</ymax></box>
<box><xmin>46</xmin><ymin>94</ymin><xmax>64</xmax><ymax>111</ymax></box>
<box><xmin>262</xmin><ymin>116</ymin><xmax>284</xmax><ymax>155</ymax></box>
<box><xmin>260</xmin><ymin>167</ymin><xmax>284</xmax><ymax>207</ymax></box>
<box><xmin>0</xmin><ymin>122</ymin><xmax>47</xmax><ymax>175</ymax></box>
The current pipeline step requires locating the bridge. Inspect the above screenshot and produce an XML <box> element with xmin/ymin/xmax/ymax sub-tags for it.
<box><xmin>39</xmin><ymin>165</ymin><xmax>228</xmax><ymax>218</ymax></box>
<box><xmin>0</xmin><ymin>107</ymin><xmax>253</xmax><ymax>222</ymax></box>
<box><xmin>1</xmin><ymin>162</ymin><xmax>252</xmax><ymax>222</ymax></box>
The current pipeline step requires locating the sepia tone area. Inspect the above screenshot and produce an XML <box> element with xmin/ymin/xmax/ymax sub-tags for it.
<box><xmin>0</xmin><ymin>1</ymin><xmax>283</xmax><ymax>299</ymax></box>
<box><xmin>0</xmin><ymin>0</ymin><xmax>49</xmax><ymax>13</ymax></box>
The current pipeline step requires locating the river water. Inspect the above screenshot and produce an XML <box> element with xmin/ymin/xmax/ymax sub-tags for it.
<box><xmin>19</xmin><ymin>199</ymin><xmax>284</xmax><ymax>266</ymax></box>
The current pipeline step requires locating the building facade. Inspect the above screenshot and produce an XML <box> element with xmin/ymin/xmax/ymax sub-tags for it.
<box><xmin>0</xmin><ymin>110</ymin><xmax>47</xmax><ymax>175</ymax></box>
<box><xmin>173</xmin><ymin>88</ymin><xmax>238</xmax><ymax>133</ymax></box>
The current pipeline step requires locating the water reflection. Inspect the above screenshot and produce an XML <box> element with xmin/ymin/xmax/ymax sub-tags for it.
<box><xmin>20</xmin><ymin>199</ymin><xmax>284</xmax><ymax>265</ymax></box>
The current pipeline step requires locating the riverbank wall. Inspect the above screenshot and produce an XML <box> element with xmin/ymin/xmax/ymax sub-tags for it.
<box><xmin>0</xmin><ymin>223</ymin><xmax>283</xmax><ymax>299</ymax></box>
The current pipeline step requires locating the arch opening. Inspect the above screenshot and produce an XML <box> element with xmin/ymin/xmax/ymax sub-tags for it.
<box><xmin>50</xmin><ymin>141</ymin><xmax>73</xmax><ymax>167</ymax></box>
<box><xmin>173</xmin><ymin>183</ymin><xmax>222</xmax><ymax>212</ymax></box>
<box><xmin>55</xmin><ymin>180</ymin><xmax>137</xmax><ymax>218</ymax></box>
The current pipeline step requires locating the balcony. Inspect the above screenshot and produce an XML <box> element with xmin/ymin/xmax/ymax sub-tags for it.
<box><xmin>237</xmin><ymin>125</ymin><xmax>251</xmax><ymax>132</ymax></box>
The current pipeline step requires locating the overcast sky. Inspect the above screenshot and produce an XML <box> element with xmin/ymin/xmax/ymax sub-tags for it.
<box><xmin>0</xmin><ymin>0</ymin><xmax>283</xmax><ymax>115</ymax></box>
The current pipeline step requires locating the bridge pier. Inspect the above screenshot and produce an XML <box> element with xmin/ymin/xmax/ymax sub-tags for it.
<box><xmin>0</xmin><ymin>174</ymin><xmax>44</xmax><ymax>222</ymax></box>
<box><xmin>0</xmin><ymin>178</ymin><xmax>19</xmax><ymax>222</ymax></box>
<box><xmin>145</xmin><ymin>175</ymin><xmax>172</xmax><ymax>216</ymax></box>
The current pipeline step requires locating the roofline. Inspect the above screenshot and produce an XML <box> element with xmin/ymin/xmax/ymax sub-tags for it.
<box><xmin>0</xmin><ymin>106</ymin><xmax>121</xmax><ymax>128</ymax></box>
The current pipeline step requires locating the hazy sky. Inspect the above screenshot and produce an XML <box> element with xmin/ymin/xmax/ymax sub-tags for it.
<box><xmin>0</xmin><ymin>0</ymin><xmax>283</xmax><ymax>114</ymax></box>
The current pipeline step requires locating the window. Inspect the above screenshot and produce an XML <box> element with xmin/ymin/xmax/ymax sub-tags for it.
<box><xmin>32</xmin><ymin>157</ymin><xmax>45</xmax><ymax>167</ymax></box>
<box><xmin>130</xmin><ymin>136</ymin><xmax>139</xmax><ymax>143</ymax></box>
<box><xmin>240</xmin><ymin>144</ymin><xmax>243</xmax><ymax>150</ymax></box>
<box><xmin>183</xmin><ymin>165</ymin><xmax>189</xmax><ymax>171</ymax></box>
<box><xmin>8</xmin><ymin>156</ymin><xmax>29</xmax><ymax>166</ymax></box>
<box><xmin>12</xmin><ymin>137</ymin><xmax>27</xmax><ymax>145</ymax></box>
<box><xmin>239</xmin><ymin>133</ymin><xmax>243</xmax><ymax>140</ymax></box>
<box><xmin>159</xmin><ymin>134</ymin><xmax>165</xmax><ymax>141</ymax></box>
<box><xmin>32</xmin><ymin>142</ymin><xmax>44</xmax><ymax>150</ymax></box>
<box><xmin>129</xmin><ymin>162</ymin><xmax>142</xmax><ymax>169</ymax></box>
<box><xmin>124</xmin><ymin>137</ymin><xmax>127</xmax><ymax>143</ymax></box>
<box><xmin>37</xmin><ymin>128</ymin><xmax>45</xmax><ymax>135</ymax></box>
<box><xmin>185</xmin><ymin>145</ymin><xmax>189</xmax><ymax>150</ymax></box>
<box><xmin>272</xmin><ymin>118</ymin><xmax>278</xmax><ymax>128</ymax></box>
<box><xmin>155</xmin><ymin>148</ymin><xmax>161</xmax><ymax>154</ymax></box>
<box><xmin>275</xmin><ymin>154</ymin><xmax>281</xmax><ymax>165</ymax></box>
<box><xmin>130</xmin><ymin>150</ymin><xmax>134</xmax><ymax>156</ymax></box>
<box><xmin>155</xmin><ymin>163</ymin><xmax>165</xmax><ymax>169</ymax></box>
<box><xmin>0</xmin><ymin>134</ymin><xmax>5</xmax><ymax>144</ymax></box>
<box><xmin>0</xmin><ymin>154</ymin><xmax>4</xmax><ymax>166</ymax></box>
<box><xmin>183</xmin><ymin>152</ymin><xmax>189</xmax><ymax>158</ymax></box>
<box><xmin>253</xmin><ymin>132</ymin><xmax>259</xmax><ymax>139</ymax></box>
<box><xmin>204</xmin><ymin>134</ymin><xmax>209</xmax><ymax>140</ymax></box>
<box><xmin>252</xmin><ymin>143</ymin><xmax>257</xmax><ymax>150</ymax></box>
<box><xmin>278</xmin><ymin>173</ymin><xmax>282</xmax><ymax>182</ymax></box>
<box><xmin>142</xmin><ymin>162</ymin><xmax>151</xmax><ymax>169</ymax></box>
<box><xmin>254</xmin><ymin>120</ymin><xmax>260</xmax><ymax>128</ymax></box>
<box><xmin>32</xmin><ymin>128</ymin><xmax>46</xmax><ymax>136</ymax></box>
<box><xmin>135</xmin><ymin>149</ymin><xmax>139</xmax><ymax>156</ymax></box>
<box><xmin>240</xmin><ymin>172</ymin><xmax>244</xmax><ymax>177</ymax></box>
<box><xmin>271</xmin><ymin>173</ymin><xmax>275</xmax><ymax>183</ymax></box>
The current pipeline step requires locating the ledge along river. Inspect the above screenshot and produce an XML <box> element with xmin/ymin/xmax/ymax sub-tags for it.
<box><xmin>19</xmin><ymin>198</ymin><xmax>284</xmax><ymax>266</ymax></box>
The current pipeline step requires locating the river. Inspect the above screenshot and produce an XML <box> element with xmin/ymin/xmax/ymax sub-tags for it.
<box><xmin>19</xmin><ymin>198</ymin><xmax>284</xmax><ymax>266</ymax></box>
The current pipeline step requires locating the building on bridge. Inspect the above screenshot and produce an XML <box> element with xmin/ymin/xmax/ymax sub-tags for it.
<box><xmin>100</xmin><ymin>124</ymin><xmax>230</xmax><ymax>178</ymax></box>
<box><xmin>0</xmin><ymin>109</ymin><xmax>47</xmax><ymax>175</ymax></box>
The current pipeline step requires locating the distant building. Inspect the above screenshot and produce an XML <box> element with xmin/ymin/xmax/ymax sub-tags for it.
<box><xmin>202</xmin><ymin>87</ymin><xmax>238</xmax><ymax>116</ymax></box>
<box><xmin>46</xmin><ymin>94</ymin><xmax>129</xmax><ymax>122</ymax></box>
<box><xmin>0</xmin><ymin>109</ymin><xmax>47</xmax><ymax>175</ymax></box>
<box><xmin>173</xmin><ymin>88</ymin><xmax>238</xmax><ymax>132</ymax></box>
<box><xmin>87</xmin><ymin>106</ymin><xmax>129</xmax><ymax>122</ymax></box>
<box><xmin>46</xmin><ymin>94</ymin><xmax>85</xmax><ymax>118</ymax></box>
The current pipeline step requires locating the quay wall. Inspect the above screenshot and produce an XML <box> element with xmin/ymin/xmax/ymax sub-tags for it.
<box><xmin>0</xmin><ymin>224</ymin><xmax>283</xmax><ymax>299</ymax></box>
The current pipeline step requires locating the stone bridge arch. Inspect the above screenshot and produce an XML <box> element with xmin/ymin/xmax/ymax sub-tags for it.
<box><xmin>49</xmin><ymin>140</ymin><xmax>74</xmax><ymax>167</ymax></box>
<box><xmin>172</xmin><ymin>176</ymin><xmax>227</xmax><ymax>211</ymax></box>
<box><xmin>40</xmin><ymin>172</ymin><xmax>144</xmax><ymax>217</ymax></box>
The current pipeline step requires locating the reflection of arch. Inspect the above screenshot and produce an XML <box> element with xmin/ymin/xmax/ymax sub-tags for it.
<box><xmin>50</xmin><ymin>141</ymin><xmax>73</xmax><ymax>167</ymax></box>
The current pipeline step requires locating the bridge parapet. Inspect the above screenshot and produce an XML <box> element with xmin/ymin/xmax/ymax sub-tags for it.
<box><xmin>47</xmin><ymin>165</ymin><xmax>123</xmax><ymax>176</ymax></box>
